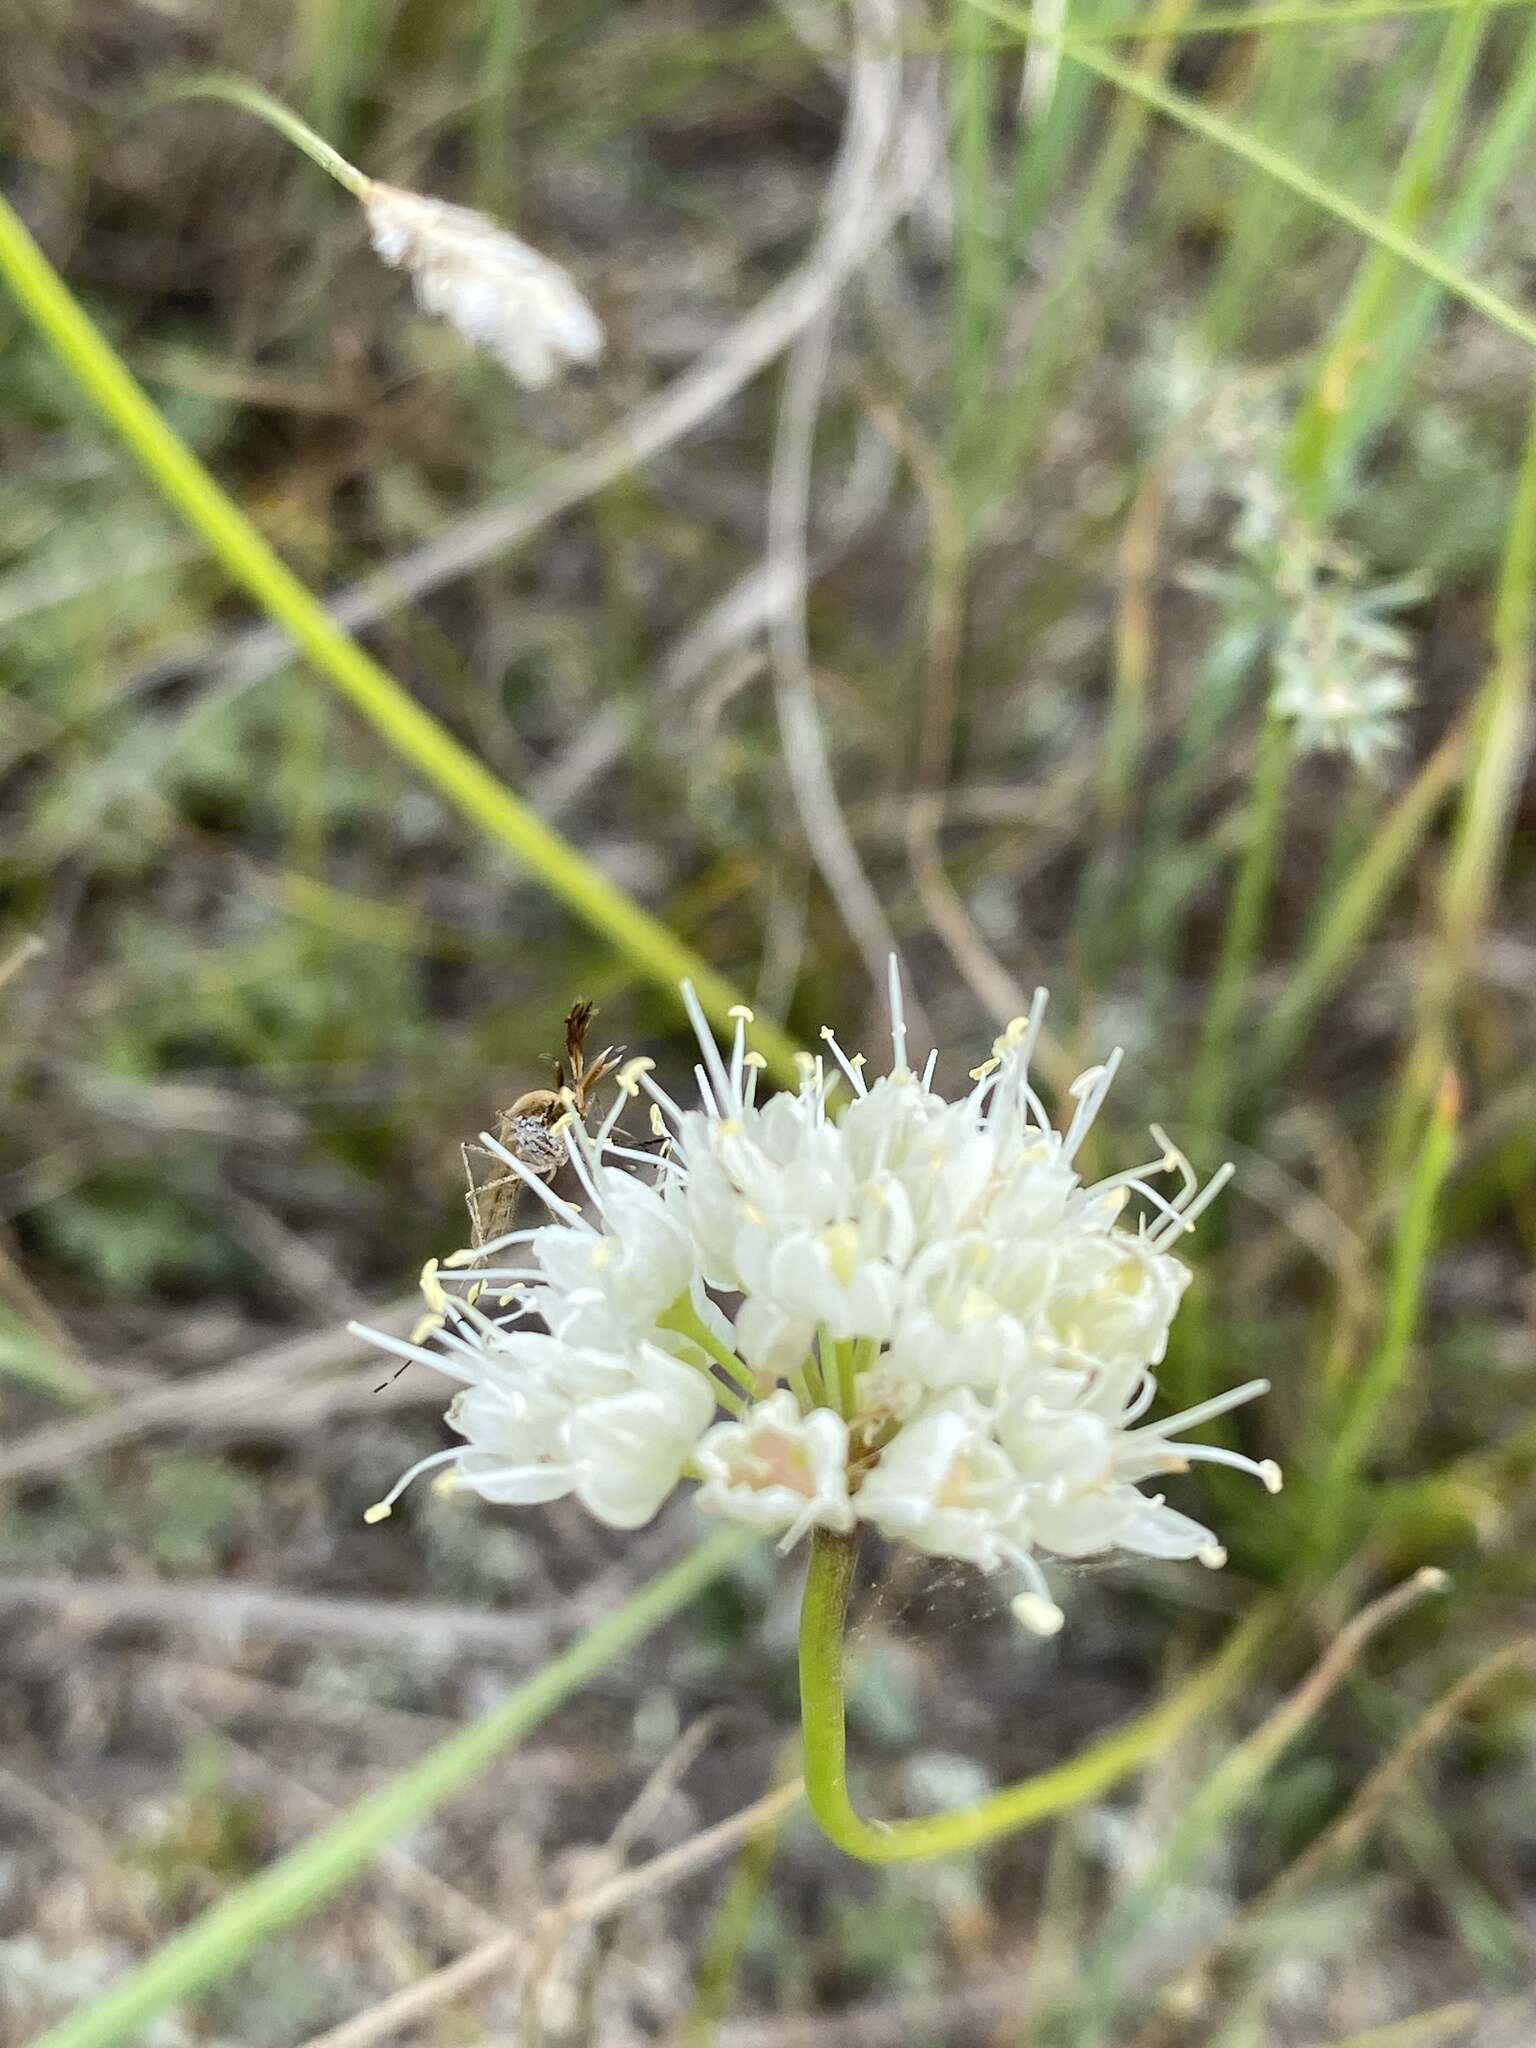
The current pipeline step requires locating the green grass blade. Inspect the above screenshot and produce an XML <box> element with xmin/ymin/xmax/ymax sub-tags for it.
<box><xmin>971</xmin><ymin>0</ymin><xmax>1536</xmax><ymax>356</ymax></box>
<box><xmin>28</xmin><ymin>1529</ymin><xmax>755</xmax><ymax>2048</ymax></box>
<box><xmin>1287</xmin><ymin>3</ymin><xmax>1487</xmax><ymax>515</ymax></box>
<box><xmin>0</xmin><ymin>192</ymin><xmax>801</xmax><ymax>1086</ymax></box>
<box><xmin>952</xmin><ymin>0</ymin><xmax>1000</xmax><ymax>448</ymax></box>
<box><xmin>1380</xmin><ymin>378</ymin><xmax>1536</xmax><ymax>1168</ymax></box>
<box><xmin>476</xmin><ymin>0</ymin><xmax>531</xmax><ymax>206</ymax></box>
<box><xmin>982</xmin><ymin>0</ymin><xmax>1197</xmax><ymax>490</ymax></box>
<box><xmin>1318</xmin><ymin>1073</ymin><xmax>1460</xmax><ymax>1545</ymax></box>
<box><xmin>1190</xmin><ymin>708</ymin><xmax>1294</xmax><ymax>1144</ymax></box>
<box><xmin>1333</xmin><ymin>19</ymin><xmax>1536</xmax><ymax>485</ymax></box>
<box><xmin>1255</xmin><ymin>725</ymin><xmax>1465</xmax><ymax>1082</ymax></box>
<box><xmin>1076</xmin><ymin>0</ymin><xmax>1536</xmax><ymax>39</ymax></box>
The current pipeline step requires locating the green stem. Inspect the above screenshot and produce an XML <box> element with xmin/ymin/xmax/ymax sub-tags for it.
<box><xmin>1254</xmin><ymin>723</ymin><xmax>1465</xmax><ymax>1086</ymax></box>
<box><xmin>163</xmin><ymin>75</ymin><xmax>372</xmax><ymax>196</ymax></box>
<box><xmin>1315</xmin><ymin>1070</ymin><xmax>1460</xmax><ymax>1559</ymax></box>
<box><xmin>33</xmin><ymin>1529</ymin><xmax>757</xmax><ymax>2048</ymax></box>
<box><xmin>797</xmin><ymin>1529</ymin><xmax>1280</xmax><ymax>1862</ymax></box>
<box><xmin>657</xmin><ymin>1295</ymin><xmax>757</xmax><ymax>1403</ymax></box>
<box><xmin>1191</xmin><ymin>708</ymin><xmax>1295</xmax><ymax>1141</ymax></box>
<box><xmin>0</xmin><ymin>191</ymin><xmax>802</xmax><ymax>1090</ymax></box>
<box><xmin>1380</xmin><ymin>377</ymin><xmax>1536</xmax><ymax>1174</ymax></box>
<box><xmin>1286</xmin><ymin>3</ymin><xmax>1486</xmax><ymax>518</ymax></box>
<box><xmin>969</xmin><ymin>0</ymin><xmax>1536</xmax><ymax>361</ymax></box>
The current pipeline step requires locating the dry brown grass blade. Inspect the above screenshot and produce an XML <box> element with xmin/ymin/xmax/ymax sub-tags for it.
<box><xmin>0</xmin><ymin>1574</ymin><xmax>580</xmax><ymax>1662</ymax></box>
<box><xmin>1125</xmin><ymin>1627</ymin><xmax>1534</xmax><ymax>2048</ymax></box>
<box><xmin>0</xmin><ymin>1298</ymin><xmax>415</xmax><ymax>1489</ymax></box>
<box><xmin>294</xmin><ymin>1779</ymin><xmax>803</xmax><ymax>2048</ymax></box>
<box><xmin>765</xmin><ymin>0</ymin><xmax>922</xmax><ymax>1023</ymax></box>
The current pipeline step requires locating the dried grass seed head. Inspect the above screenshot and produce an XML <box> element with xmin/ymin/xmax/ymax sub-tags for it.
<box><xmin>363</xmin><ymin>180</ymin><xmax>604</xmax><ymax>388</ymax></box>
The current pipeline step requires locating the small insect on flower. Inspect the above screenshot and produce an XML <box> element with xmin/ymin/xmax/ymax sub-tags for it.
<box><xmin>464</xmin><ymin>1001</ymin><xmax>624</xmax><ymax>1249</ymax></box>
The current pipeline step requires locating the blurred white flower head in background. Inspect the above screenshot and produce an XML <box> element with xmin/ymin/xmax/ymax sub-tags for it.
<box><xmin>363</xmin><ymin>181</ymin><xmax>604</xmax><ymax>388</ymax></box>
<box><xmin>357</xmin><ymin>967</ymin><xmax>1279</xmax><ymax>1637</ymax></box>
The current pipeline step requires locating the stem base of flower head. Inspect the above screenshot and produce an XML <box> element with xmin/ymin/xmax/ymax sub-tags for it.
<box><xmin>798</xmin><ymin>1528</ymin><xmax>1284</xmax><ymax>1863</ymax></box>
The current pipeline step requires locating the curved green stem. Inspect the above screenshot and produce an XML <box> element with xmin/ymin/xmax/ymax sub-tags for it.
<box><xmin>656</xmin><ymin>1294</ymin><xmax>756</xmax><ymax>1407</ymax></box>
<box><xmin>159</xmin><ymin>75</ymin><xmax>371</xmax><ymax>196</ymax></box>
<box><xmin>798</xmin><ymin>1528</ymin><xmax>1281</xmax><ymax>1862</ymax></box>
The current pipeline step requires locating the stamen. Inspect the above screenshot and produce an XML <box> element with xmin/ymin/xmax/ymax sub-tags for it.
<box><xmin>1175</xmin><ymin>1444</ymin><xmax>1284</xmax><ymax>1492</ymax></box>
<box><xmin>1148</xmin><ymin>1160</ymin><xmax>1234</xmax><ymax>1248</ymax></box>
<box><xmin>479</xmin><ymin>1130</ymin><xmax>590</xmax><ymax>1225</ymax></box>
<box><xmin>1122</xmin><ymin>1371</ymin><xmax>1157</xmax><ymax>1424</ymax></box>
<box><xmin>636</xmin><ymin>1070</ymin><xmax>685</xmax><ymax>1128</ymax></box>
<box><xmin>559</xmin><ymin>1124</ymin><xmax>606</xmax><ymax>1213</ymax></box>
<box><xmin>1062</xmin><ymin>1048</ymin><xmax>1123</xmax><ymax>1163</ymax></box>
<box><xmin>1147</xmin><ymin>1123</ymin><xmax>1198</xmax><ymax>1208</ymax></box>
<box><xmin>1007</xmin><ymin>1549</ymin><xmax>1064</xmax><ymax>1636</ymax></box>
<box><xmin>887</xmin><ymin>954</ymin><xmax>908</xmax><ymax>1074</ymax></box>
<box><xmin>362</xmin><ymin>1445</ymin><xmax>463</xmax><ymax>1522</ymax></box>
<box><xmin>349</xmin><ymin>1321</ymin><xmax>477</xmax><ymax>1385</ymax></box>
<box><xmin>445</xmin><ymin>1229</ymin><xmax>541</xmax><ymax>1265</ymax></box>
<box><xmin>680</xmin><ymin>979</ymin><xmax>733</xmax><ymax>1111</ymax></box>
<box><xmin>820</xmin><ymin>1026</ymin><xmax>870</xmax><ymax>1097</ymax></box>
<box><xmin>1141</xmin><ymin>1377</ymin><xmax>1270</xmax><ymax>1439</ymax></box>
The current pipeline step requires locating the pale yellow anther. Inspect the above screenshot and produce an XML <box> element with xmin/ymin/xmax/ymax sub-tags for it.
<box><xmin>616</xmin><ymin>1055</ymin><xmax>655</xmax><ymax>1097</ymax></box>
<box><xmin>969</xmin><ymin>1056</ymin><xmax>1000</xmax><ymax>1082</ymax></box>
<box><xmin>431</xmin><ymin>1470</ymin><xmax>462</xmax><ymax>1496</ymax></box>
<box><xmin>850</xmin><ymin>1053</ymin><xmax>866</xmax><ymax>1069</ymax></box>
<box><xmin>409</xmin><ymin>1312</ymin><xmax>443</xmax><ymax>1344</ymax></box>
<box><xmin>743</xmin><ymin>1051</ymin><xmax>768</xmax><ymax>1071</ymax></box>
<box><xmin>650</xmin><ymin>1104</ymin><xmax>667</xmax><ymax>1137</ymax></box>
<box><xmin>420</xmin><ymin>1257</ymin><xmax>448</xmax><ymax>1312</ymax></box>
<box><xmin>363</xmin><ymin>1502</ymin><xmax>392</xmax><ymax>1525</ymax></box>
<box><xmin>819</xmin><ymin>1220</ymin><xmax>861</xmax><ymax>1287</ymax></box>
<box><xmin>1010</xmin><ymin>1592</ymin><xmax>1065</xmax><ymax>1637</ymax></box>
<box><xmin>729</xmin><ymin>1004</ymin><xmax>755</xmax><ymax>1023</ymax></box>
<box><xmin>443</xmin><ymin>1245</ymin><xmax>481</xmax><ymax>1268</ymax></box>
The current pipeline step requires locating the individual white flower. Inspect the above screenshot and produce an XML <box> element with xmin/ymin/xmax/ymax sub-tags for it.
<box><xmin>695</xmin><ymin>1392</ymin><xmax>854</xmax><ymax>1546</ymax></box>
<box><xmin>356</xmin><ymin>963</ymin><xmax>1279</xmax><ymax>1634</ymax></box>
<box><xmin>363</xmin><ymin>181</ymin><xmax>604</xmax><ymax>388</ymax></box>
<box><xmin>855</xmin><ymin>1393</ymin><xmax>1024</xmax><ymax>1572</ymax></box>
<box><xmin>362</xmin><ymin>1319</ymin><xmax>715</xmax><ymax>1531</ymax></box>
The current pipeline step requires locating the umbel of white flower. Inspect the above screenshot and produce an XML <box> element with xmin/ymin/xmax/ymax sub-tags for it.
<box><xmin>363</xmin><ymin>183</ymin><xmax>604</xmax><ymax>389</ymax></box>
<box><xmin>356</xmin><ymin>967</ymin><xmax>1279</xmax><ymax>1636</ymax></box>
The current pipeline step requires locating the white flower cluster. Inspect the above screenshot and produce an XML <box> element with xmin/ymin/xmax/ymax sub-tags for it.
<box><xmin>1148</xmin><ymin>335</ymin><xmax>1421</xmax><ymax>776</ymax></box>
<box><xmin>1270</xmin><ymin>584</ymin><xmax>1417</xmax><ymax>772</ymax></box>
<box><xmin>363</xmin><ymin>182</ymin><xmax>604</xmax><ymax>389</ymax></box>
<box><xmin>357</xmin><ymin>969</ymin><xmax>1278</xmax><ymax>1635</ymax></box>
